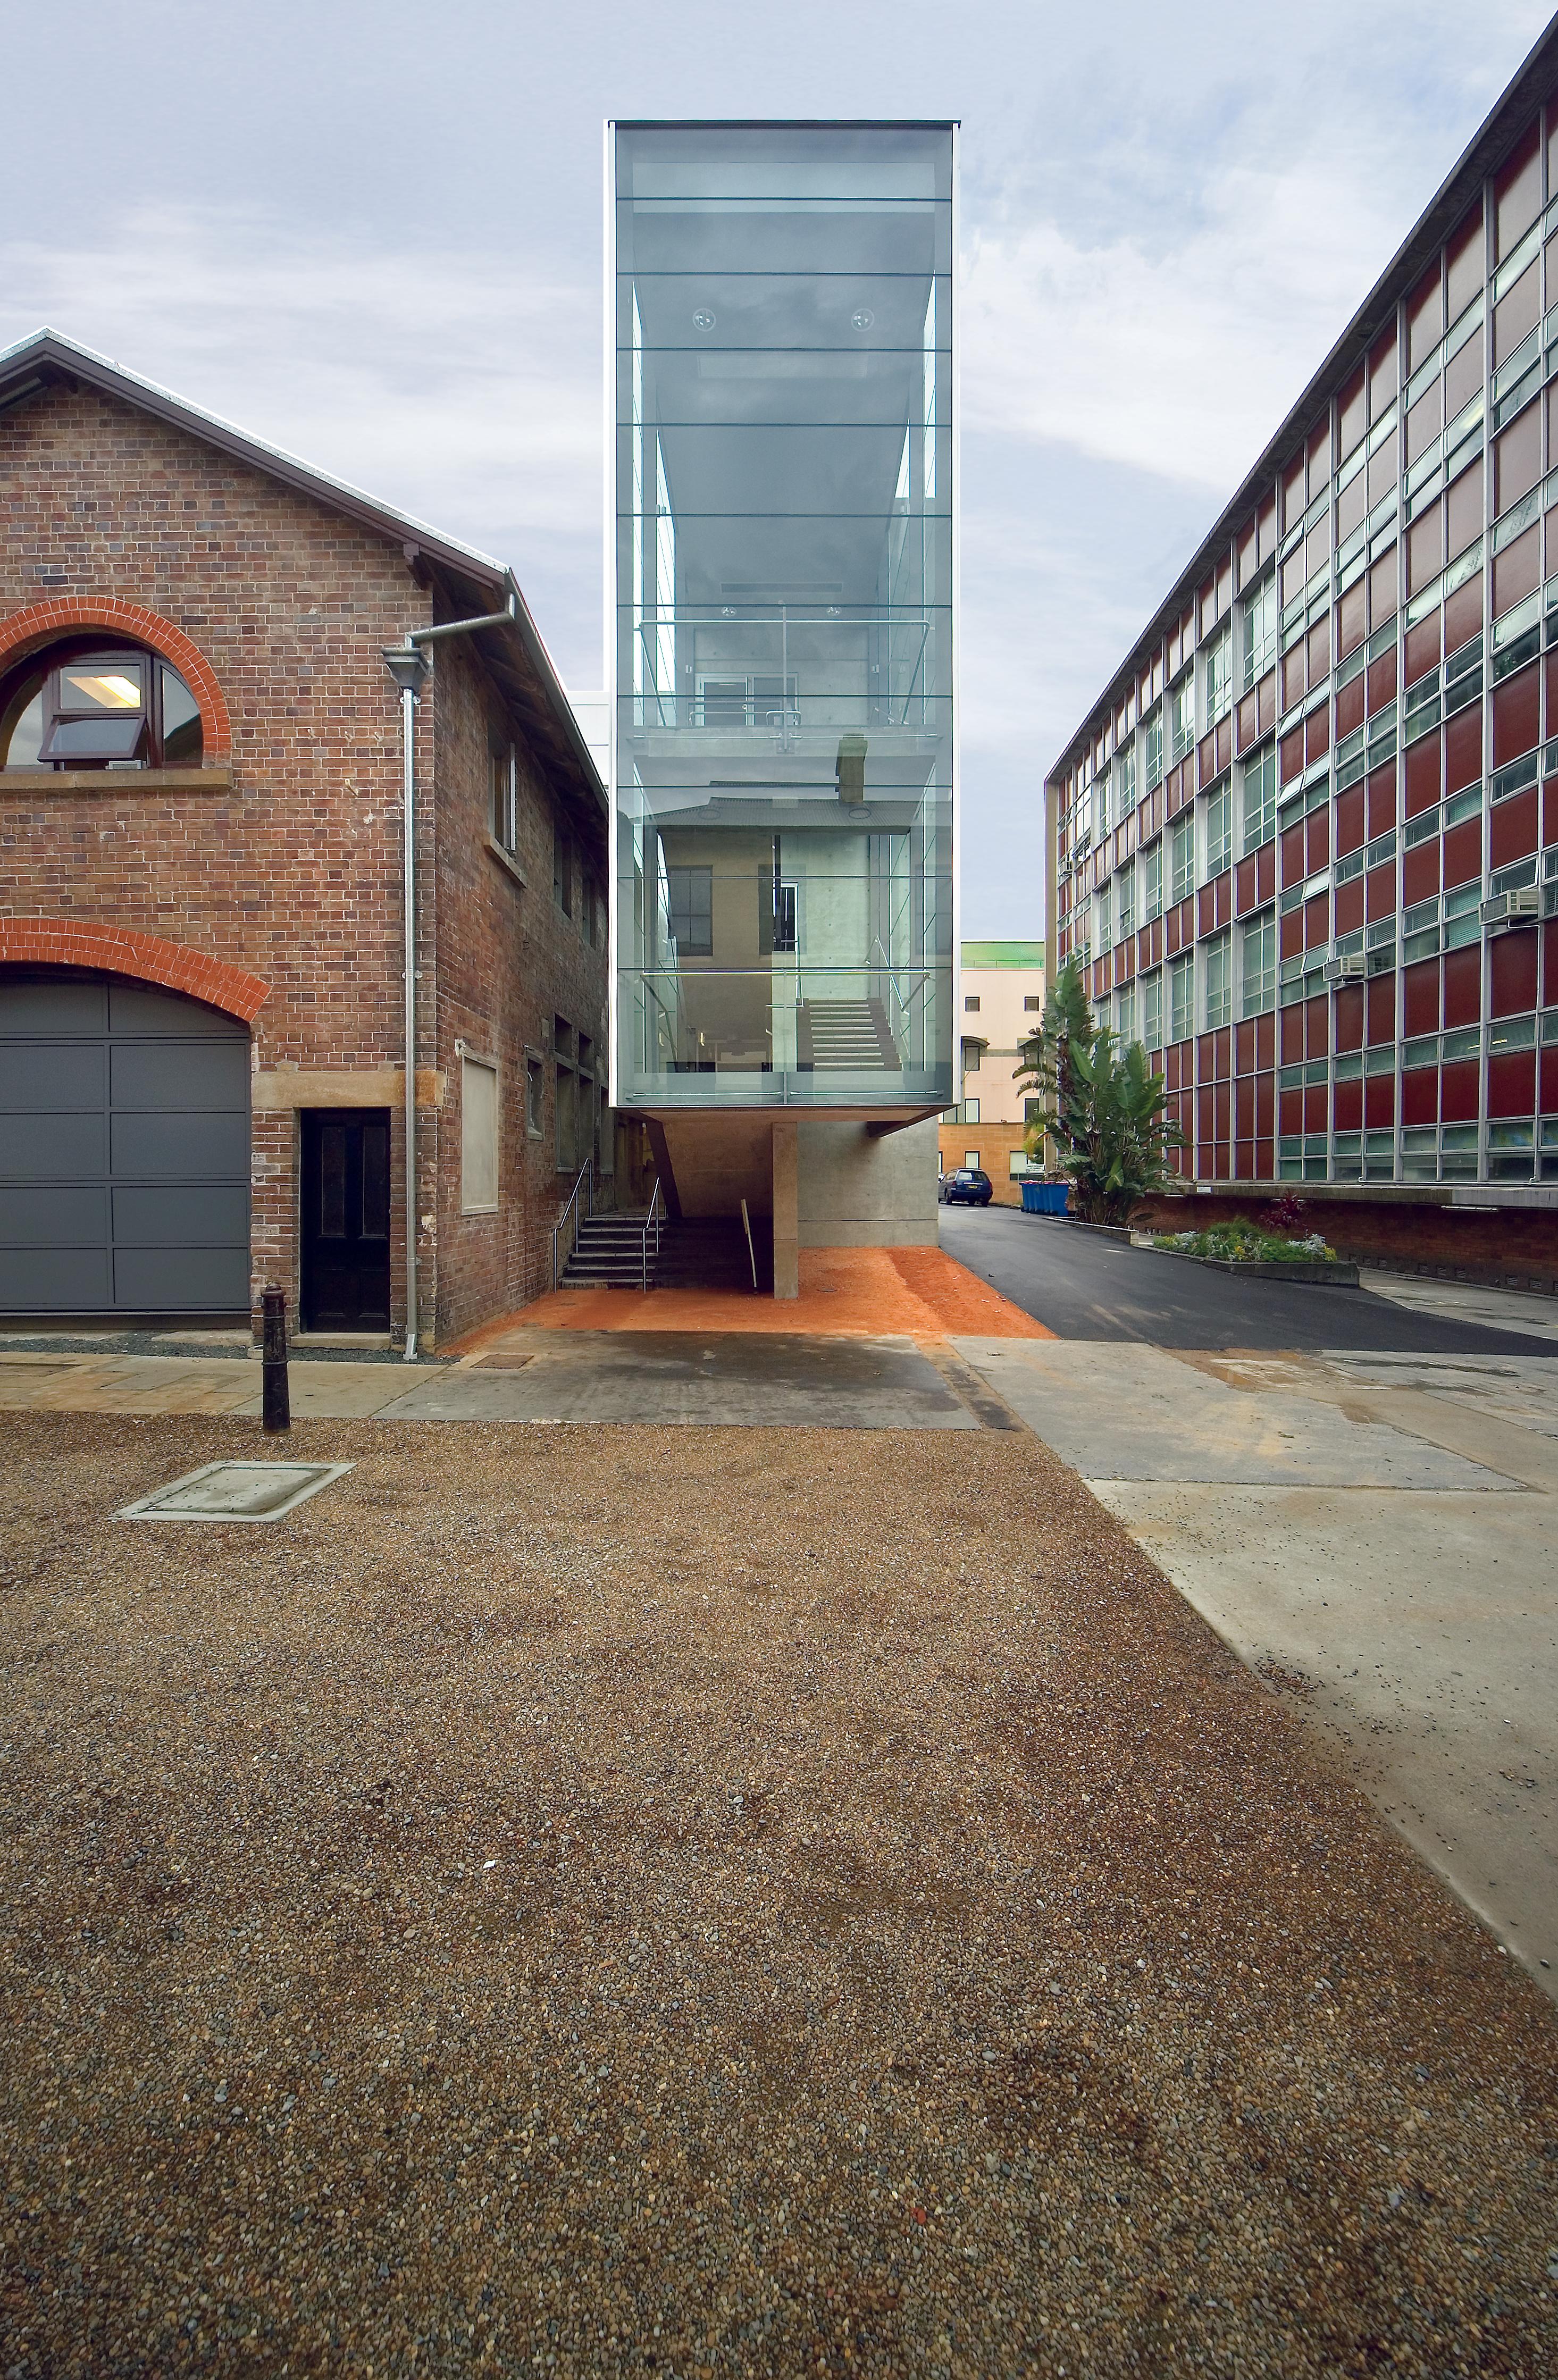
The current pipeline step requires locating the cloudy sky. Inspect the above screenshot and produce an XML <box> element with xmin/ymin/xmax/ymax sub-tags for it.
<box><xmin>2</xmin><ymin>1</ymin><xmax>1549</xmax><ymax>935</ymax></box>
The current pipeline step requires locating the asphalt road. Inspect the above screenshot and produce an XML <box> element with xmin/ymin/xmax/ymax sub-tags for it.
<box><xmin>939</xmin><ymin>1201</ymin><xmax>1558</xmax><ymax>1355</ymax></box>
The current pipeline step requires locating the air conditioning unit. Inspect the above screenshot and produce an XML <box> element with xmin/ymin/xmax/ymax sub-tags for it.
<box><xmin>1324</xmin><ymin>951</ymin><xmax>1367</xmax><ymax>983</ymax></box>
<box><xmin>1481</xmin><ymin>886</ymin><xmax>1541</xmax><ymax>929</ymax></box>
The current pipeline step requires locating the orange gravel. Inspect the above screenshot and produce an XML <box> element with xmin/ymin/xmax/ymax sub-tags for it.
<box><xmin>452</xmin><ymin>1245</ymin><xmax>1052</xmax><ymax>1352</ymax></box>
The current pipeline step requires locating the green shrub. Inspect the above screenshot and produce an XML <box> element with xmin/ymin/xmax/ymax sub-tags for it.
<box><xmin>1152</xmin><ymin>1226</ymin><xmax>1338</xmax><ymax>1263</ymax></box>
<box><xmin>1015</xmin><ymin>960</ymin><xmax>1184</xmax><ymax>1226</ymax></box>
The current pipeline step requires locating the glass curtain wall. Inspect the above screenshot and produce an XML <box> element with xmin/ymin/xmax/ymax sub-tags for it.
<box><xmin>612</xmin><ymin>122</ymin><xmax>954</xmax><ymax>1107</ymax></box>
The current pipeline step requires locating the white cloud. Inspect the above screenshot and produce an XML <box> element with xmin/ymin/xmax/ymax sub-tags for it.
<box><xmin>961</xmin><ymin>156</ymin><xmax>1406</xmax><ymax>496</ymax></box>
<box><xmin>0</xmin><ymin>206</ymin><xmax>601</xmax><ymax>553</ymax></box>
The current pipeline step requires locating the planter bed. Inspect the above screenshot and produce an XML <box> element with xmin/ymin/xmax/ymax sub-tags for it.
<box><xmin>1133</xmin><ymin>1241</ymin><xmax>1360</xmax><ymax>1286</ymax></box>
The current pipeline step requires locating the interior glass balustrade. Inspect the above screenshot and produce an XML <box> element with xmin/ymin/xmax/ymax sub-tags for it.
<box><xmin>612</xmin><ymin>122</ymin><xmax>954</xmax><ymax>1108</ymax></box>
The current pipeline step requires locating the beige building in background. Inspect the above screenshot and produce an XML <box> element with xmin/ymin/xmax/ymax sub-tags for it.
<box><xmin>939</xmin><ymin>941</ymin><xmax>1046</xmax><ymax>1204</ymax></box>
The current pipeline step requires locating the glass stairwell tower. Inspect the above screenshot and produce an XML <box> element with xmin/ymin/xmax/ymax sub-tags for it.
<box><xmin>608</xmin><ymin>121</ymin><xmax>956</xmax><ymax>1292</ymax></box>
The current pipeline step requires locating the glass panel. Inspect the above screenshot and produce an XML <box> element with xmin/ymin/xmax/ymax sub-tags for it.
<box><xmin>361</xmin><ymin>1120</ymin><xmax>390</xmax><ymax>1239</ymax></box>
<box><xmin>320</xmin><ymin>1124</ymin><xmax>347</xmax><ymax>1237</ymax></box>
<box><xmin>38</xmin><ymin>714</ymin><xmax>146</xmax><ymax>761</ymax></box>
<box><xmin>614</xmin><ymin>123</ymin><xmax>954</xmax><ymax>1110</ymax></box>
<box><xmin>58</xmin><ymin>661</ymin><xmax>143</xmax><ymax>712</ymax></box>
<box><xmin>0</xmin><ymin>674</ymin><xmax>45</xmax><ymax>767</ymax></box>
<box><xmin>160</xmin><ymin>664</ymin><xmax>203</xmax><ymax>765</ymax></box>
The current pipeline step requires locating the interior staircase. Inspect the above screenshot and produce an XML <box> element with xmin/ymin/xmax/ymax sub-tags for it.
<box><xmin>797</xmin><ymin>996</ymin><xmax>899</xmax><ymax>1071</ymax></box>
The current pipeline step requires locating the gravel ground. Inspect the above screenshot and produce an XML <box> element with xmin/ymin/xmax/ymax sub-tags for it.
<box><xmin>1</xmin><ymin>1412</ymin><xmax>1555</xmax><ymax>2379</ymax></box>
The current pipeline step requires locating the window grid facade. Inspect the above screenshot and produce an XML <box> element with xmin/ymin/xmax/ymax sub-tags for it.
<box><xmin>1047</xmin><ymin>79</ymin><xmax>1558</xmax><ymax>1186</ymax></box>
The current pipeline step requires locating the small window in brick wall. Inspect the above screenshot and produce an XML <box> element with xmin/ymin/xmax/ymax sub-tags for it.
<box><xmin>460</xmin><ymin>1053</ymin><xmax>499</xmax><ymax>1213</ymax></box>
<box><xmin>525</xmin><ymin>1056</ymin><xmax>545</xmax><ymax>1136</ymax></box>
<box><xmin>490</xmin><ymin>747</ymin><xmax>517</xmax><ymax>852</ymax></box>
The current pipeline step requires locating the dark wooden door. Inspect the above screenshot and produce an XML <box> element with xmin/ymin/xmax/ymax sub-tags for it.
<box><xmin>300</xmin><ymin>1109</ymin><xmax>391</xmax><ymax>1330</ymax></box>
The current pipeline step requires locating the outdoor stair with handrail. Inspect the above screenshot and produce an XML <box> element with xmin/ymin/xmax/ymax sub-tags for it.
<box><xmin>560</xmin><ymin>1208</ymin><xmax>765</xmax><ymax>1294</ymax></box>
<box><xmin>559</xmin><ymin>1179</ymin><xmax>665</xmax><ymax>1292</ymax></box>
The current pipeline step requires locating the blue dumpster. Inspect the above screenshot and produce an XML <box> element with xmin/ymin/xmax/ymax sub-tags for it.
<box><xmin>1020</xmin><ymin>1180</ymin><xmax>1070</xmax><ymax>1216</ymax></box>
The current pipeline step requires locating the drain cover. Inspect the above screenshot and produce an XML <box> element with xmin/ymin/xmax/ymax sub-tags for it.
<box><xmin>118</xmin><ymin>1460</ymin><xmax>353</xmax><ymax>1523</ymax></box>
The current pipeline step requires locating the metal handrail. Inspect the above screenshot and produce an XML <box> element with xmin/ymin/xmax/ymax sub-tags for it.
<box><xmin>641</xmin><ymin>1178</ymin><xmax>663</xmax><ymax>1292</ymax></box>
<box><xmin>551</xmin><ymin>1157</ymin><xmax>594</xmax><ymax>1290</ymax></box>
<box><xmin>868</xmin><ymin>934</ymin><xmax>913</xmax><ymax>1058</ymax></box>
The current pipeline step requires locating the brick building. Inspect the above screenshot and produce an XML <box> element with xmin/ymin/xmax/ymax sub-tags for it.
<box><xmin>0</xmin><ymin>329</ymin><xmax>607</xmax><ymax>1348</ymax></box>
<box><xmin>1045</xmin><ymin>25</ymin><xmax>1558</xmax><ymax>1287</ymax></box>
<box><xmin>938</xmin><ymin>940</ymin><xmax>1046</xmax><ymax>1202</ymax></box>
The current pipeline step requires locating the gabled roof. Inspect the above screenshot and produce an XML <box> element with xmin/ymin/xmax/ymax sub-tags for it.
<box><xmin>0</xmin><ymin>327</ymin><xmax>604</xmax><ymax>817</ymax></box>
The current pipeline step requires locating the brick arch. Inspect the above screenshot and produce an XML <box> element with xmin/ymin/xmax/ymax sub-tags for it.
<box><xmin>0</xmin><ymin>598</ymin><xmax>230</xmax><ymax>762</ymax></box>
<box><xmin>0</xmin><ymin>920</ymin><xmax>267</xmax><ymax>1023</ymax></box>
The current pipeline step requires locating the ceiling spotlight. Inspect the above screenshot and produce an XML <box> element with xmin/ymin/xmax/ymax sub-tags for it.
<box><xmin>851</xmin><ymin>308</ymin><xmax>875</xmax><ymax>331</ymax></box>
<box><xmin>826</xmin><ymin>605</ymin><xmax>841</xmax><ymax>618</ymax></box>
<box><xmin>692</xmin><ymin>307</ymin><xmax>716</xmax><ymax>331</ymax></box>
<box><xmin>722</xmin><ymin>606</ymin><xmax>736</xmax><ymax>618</ymax></box>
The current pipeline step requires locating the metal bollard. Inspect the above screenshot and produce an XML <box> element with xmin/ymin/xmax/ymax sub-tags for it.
<box><xmin>261</xmin><ymin>1286</ymin><xmax>290</xmax><ymax>1434</ymax></box>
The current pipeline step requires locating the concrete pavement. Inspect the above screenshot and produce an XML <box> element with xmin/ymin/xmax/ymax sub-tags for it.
<box><xmin>948</xmin><ymin>1335</ymin><xmax>1558</xmax><ymax>1996</ymax></box>
<box><xmin>0</xmin><ymin>1334</ymin><xmax>999</xmax><ymax>1431</ymax></box>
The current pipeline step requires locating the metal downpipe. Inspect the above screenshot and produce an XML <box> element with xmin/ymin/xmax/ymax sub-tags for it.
<box><xmin>400</xmin><ymin>677</ymin><xmax>419</xmax><ymax>1361</ymax></box>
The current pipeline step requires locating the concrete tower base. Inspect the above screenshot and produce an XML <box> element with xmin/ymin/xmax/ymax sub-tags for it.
<box><xmin>644</xmin><ymin>1111</ymin><xmax>941</xmax><ymax>1298</ymax></box>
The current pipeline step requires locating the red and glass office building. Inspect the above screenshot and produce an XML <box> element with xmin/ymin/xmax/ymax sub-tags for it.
<box><xmin>1046</xmin><ymin>27</ymin><xmax>1558</xmax><ymax>1213</ymax></box>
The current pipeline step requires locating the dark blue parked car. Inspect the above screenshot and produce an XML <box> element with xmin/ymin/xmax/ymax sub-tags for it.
<box><xmin>939</xmin><ymin>1167</ymin><xmax>993</xmax><ymax>1206</ymax></box>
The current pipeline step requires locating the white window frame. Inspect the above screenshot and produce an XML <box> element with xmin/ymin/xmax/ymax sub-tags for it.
<box><xmin>1241</xmin><ymin>910</ymin><xmax>1276</xmax><ymax>1018</ymax></box>
<box><xmin>1204</xmin><ymin>780</ymin><xmax>1231</xmax><ymax>882</ymax></box>
<box><xmin>490</xmin><ymin>744</ymin><xmax>517</xmax><ymax>854</ymax></box>
<box><xmin>1203</xmin><ymin>929</ymin><xmax>1232</xmax><ymax>1030</ymax></box>
<box><xmin>1203</xmin><ymin>624</ymin><xmax>1232</xmax><ymax>726</ymax></box>
<box><xmin>1170</xmin><ymin>812</ymin><xmax>1194</xmax><ymax>906</ymax></box>
<box><xmin>1141</xmin><ymin>839</ymin><xmax>1163</xmax><ymax>924</ymax></box>
<box><xmin>1241</xmin><ymin>742</ymin><xmax>1277</xmax><ymax>855</ymax></box>
<box><xmin>460</xmin><ymin>1050</ymin><xmax>500</xmax><ymax>1214</ymax></box>
<box><xmin>1169</xmin><ymin>950</ymin><xmax>1195</xmax><ymax>1044</ymax></box>
<box><xmin>1142</xmin><ymin>967</ymin><xmax>1163</xmax><ymax>1052</ymax></box>
<box><xmin>1169</xmin><ymin>670</ymin><xmax>1195</xmax><ymax>760</ymax></box>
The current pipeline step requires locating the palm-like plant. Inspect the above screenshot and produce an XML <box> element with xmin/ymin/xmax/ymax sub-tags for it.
<box><xmin>1016</xmin><ymin>959</ymin><xmax>1184</xmax><ymax>1225</ymax></box>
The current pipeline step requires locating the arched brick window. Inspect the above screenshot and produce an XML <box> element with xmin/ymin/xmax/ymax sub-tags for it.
<box><xmin>0</xmin><ymin>599</ymin><xmax>229</xmax><ymax>766</ymax></box>
<box><xmin>0</xmin><ymin>634</ymin><xmax>203</xmax><ymax>769</ymax></box>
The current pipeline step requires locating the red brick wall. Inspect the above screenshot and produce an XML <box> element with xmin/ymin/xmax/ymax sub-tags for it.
<box><xmin>0</xmin><ymin>380</ymin><xmax>606</xmax><ymax>1342</ymax></box>
<box><xmin>1131</xmin><ymin>1189</ymin><xmax>1558</xmax><ymax>1293</ymax></box>
<box><xmin>426</xmin><ymin>638</ymin><xmax>609</xmax><ymax>1344</ymax></box>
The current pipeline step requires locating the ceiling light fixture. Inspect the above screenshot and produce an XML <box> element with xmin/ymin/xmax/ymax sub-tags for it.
<box><xmin>65</xmin><ymin>673</ymin><xmax>142</xmax><ymax>709</ymax></box>
<box><xmin>692</xmin><ymin>307</ymin><xmax>716</xmax><ymax>331</ymax></box>
<box><xmin>850</xmin><ymin>308</ymin><xmax>875</xmax><ymax>331</ymax></box>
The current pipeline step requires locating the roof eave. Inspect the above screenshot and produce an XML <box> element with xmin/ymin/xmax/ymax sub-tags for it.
<box><xmin>1045</xmin><ymin>14</ymin><xmax>1558</xmax><ymax>785</ymax></box>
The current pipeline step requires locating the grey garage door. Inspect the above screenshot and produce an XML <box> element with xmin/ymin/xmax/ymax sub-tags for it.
<box><xmin>0</xmin><ymin>969</ymin><xmax>250</xmax><ymax>1315</ymax></box>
